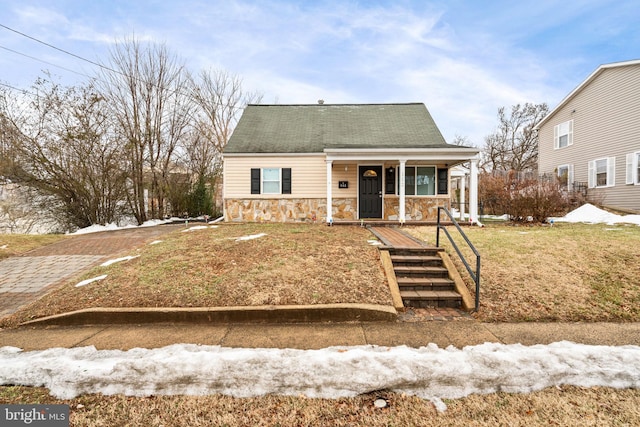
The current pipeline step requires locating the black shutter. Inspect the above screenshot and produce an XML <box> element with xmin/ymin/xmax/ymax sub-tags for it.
<box><xmin>282</xmin><ymin>168</ymin><xmax>292</xmax><ymax>194</ymax></box>
<box><xmin>251</xmin><ymin>168</ymin><xmax>260</xmax><ymax>194</ymax></box>
<box><xmin>437</xmin><ymin>168</ymin><xmax>448</xmax><ymax>195</ymax></box>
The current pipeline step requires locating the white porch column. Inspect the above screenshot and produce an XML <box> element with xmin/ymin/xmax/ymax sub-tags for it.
<box><xmin>460</xmin><ymin>171</ymin><xmax>466</xmax><ymax>221</ymax></box>
<box><xmin>469</xmin><ymin>158</ymin><xmax>479</xmax><ymax>224</ymax></box>
<box><xmin>326</xmin><ymin>160</ymin><xmax>333</xmax><ymax>224</ymax></box>
<box><xmin>399</xmin><ymin>160</ymin><xmax>406</xmax><ymax>224</ymax></box>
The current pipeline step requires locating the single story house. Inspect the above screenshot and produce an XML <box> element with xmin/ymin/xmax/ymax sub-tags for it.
<box><xmin>222</xmin><ymin>103</ymin><xmax>480</xmax><ymax>223</ymax></box>
<box><xmin>536</xmin><ymin>59</ymin><xmax>640</xmax><ymax>213</ymax></box>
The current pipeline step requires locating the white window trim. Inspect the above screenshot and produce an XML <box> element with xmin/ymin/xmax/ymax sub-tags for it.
<box><xmin>557</xmin><ymin>164</ymin><xmax>574</xmax><ymax>188</ymax></box>
<box><xmin>626</xmin><ymin>152</ymin><xmax>640</xmax><ymax>185</ymax></box>
<box><xmin>261</xmin><ymin>168</ymin><xmax>282</xmax><ymax>195</ymax></box>
<box><xmin>554</xmin><ymin>120</ymin><xmax>574</xmax><ymax>149</ymax></box>
<box><xmin>399</xmin><ymin>165</ymin><xmax>437</xmax><ymax>196</ymax></box>
<box><xmin>588</xmin><ymin>157</ymin><xmax>615</xmax><ymax>188</ymax></box>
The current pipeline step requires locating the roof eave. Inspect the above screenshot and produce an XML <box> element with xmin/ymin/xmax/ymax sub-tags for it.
<box><xmin>536</xmin><ymin>59</ymin><xmax>640</xmax><ymax>130</ymax></box>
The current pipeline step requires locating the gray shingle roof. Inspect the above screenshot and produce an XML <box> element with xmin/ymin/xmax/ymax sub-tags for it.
<box><xmin>224</xmin><ymin>103</ymin><xmax>455</xmax><ymax>154</ymax></box>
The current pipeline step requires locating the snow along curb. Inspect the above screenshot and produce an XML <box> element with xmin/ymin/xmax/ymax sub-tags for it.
<box><xmin>20</xmin><ymin>304</ymin><xmax>398</xmax><ymax>326</ymax></box>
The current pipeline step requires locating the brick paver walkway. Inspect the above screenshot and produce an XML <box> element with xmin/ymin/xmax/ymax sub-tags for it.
<box><xmin>0</xmin><ymin>225</ymin><xmax>183</xmax><ymax>318</ymax></box>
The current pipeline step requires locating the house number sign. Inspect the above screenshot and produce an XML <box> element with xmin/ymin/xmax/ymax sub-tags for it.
<box><xmin>338</xmin><ymin>181</ymin><xmax>349</xmax><ymax>188</ymax></box>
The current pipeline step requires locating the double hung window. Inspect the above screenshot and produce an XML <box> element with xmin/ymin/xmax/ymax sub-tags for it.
<box><xmin>554</xmin><ymin>120</ymin><xmax>573</xmax><ymax>149</ymax></box>
<box><xmin>251</xmin><ymin>168</ymin><xmax>292</xmax><ymax>194</ymax></box>
<box><xmin>588</xmin><ymin>158</ymin><xmax>615</xmax><ymax>188</ymax></box>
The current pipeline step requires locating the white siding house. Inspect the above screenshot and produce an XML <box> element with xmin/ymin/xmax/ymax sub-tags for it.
<box><xmin>223</xmin><ymin>103</ymin><xmax>481</xmax><ymax>223</ymax></box>
<box><xmin>537</xmin><ymin>60</ymin><xmax>640</xmax><ymax>213</ymax></box>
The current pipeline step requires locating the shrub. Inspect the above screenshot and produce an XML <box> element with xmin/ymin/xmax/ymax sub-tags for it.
<box><xmin>479</xmin><ymin>171</ymin><xmax>573</xmax><ymax>222</ymax></box>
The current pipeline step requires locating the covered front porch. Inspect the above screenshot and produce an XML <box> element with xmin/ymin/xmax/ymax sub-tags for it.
<box><xmin>324</xmin><ymin>148</ymin><xmax>480</xmax><ymax>225</ymax></box>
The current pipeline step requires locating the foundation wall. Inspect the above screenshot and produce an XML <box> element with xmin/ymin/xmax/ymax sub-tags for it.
<box><xmin>225</xmin><ymin>197</ymin><xmax>450</xmax><ymax>222</ymax></box>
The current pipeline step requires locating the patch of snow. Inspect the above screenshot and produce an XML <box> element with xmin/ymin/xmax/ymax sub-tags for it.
<box><xmin>552</xmin><ymin>203</ymin><xmax>640</xmax><ymax>226</ymax></box>
<box><xmin>149</xmin><ymin>240</ymin><xmax>163</xmax><ymax>245</ymax></box>
<box><xmin>75</xmin><ymin>275</ymin><xmax>107</xmax><ymax>288</ymax></box>
<box><xmin>70</xmin><ymin>218</ymin><xmax>178</xmax><ymax>235</ymax></box>
<box><xmin>100</xmin><ymin>256</ymin><xmax>140</xmax><ymax>267</ymax></box>
<box><xmin>182</xmin><ymin>225</ymin><xmax>209</xmax><ymax>232</ymax></box>
<box><xmin>1</xmin><ymin>342</ymin><xmax>639</xmax><ymax>410</ymax></box>
<box><xmin>234</xmin><ymin>233</ymin><xmax>267</xmax><ymax>241</ymax></box>
<box><xmin>181</xmin><ymin>225</ymin><xmax>219</xmax><ymax>233</ymax></box>
<box><xmin>367</xmin><ymin>240</ymin><xmax>382</xmax><ymax>246</ymax></box>
<box><xmin>0</xmin><ymin>245</ymin><xmax>7</xmax><ymax>249</ymax></box>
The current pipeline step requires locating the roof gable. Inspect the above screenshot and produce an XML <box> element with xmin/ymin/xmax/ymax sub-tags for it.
<box><xmin>225</xmin><ymin>103</ymin><xmax>456</xmax><ymax>153</ymax></box>
<box><xmin>536</xmin><ymin>59</ymin><xmax>640</xmax><ymax>129</ymax></box>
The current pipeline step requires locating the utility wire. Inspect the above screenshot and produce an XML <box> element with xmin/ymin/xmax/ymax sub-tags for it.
<box><xmin>0</xmin><ymin>44</ymin><xmax>95</xmax><ymax>81</ymax></box>
<box><xmin>0</xmin><ymin>81</ymin><xmax>39</xmax><ymax>97</ymax></box>
<box><xmin>0</xmin><ymin>23</ymin><xmax>212</xmax><ymax>103</ymax></box>
<box><xmin>0</xmin><ymin>23</ymin><xmax>120</xmax><ymax>76</ymax></box>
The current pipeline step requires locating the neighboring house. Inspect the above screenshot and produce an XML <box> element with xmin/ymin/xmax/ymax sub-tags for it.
<box><xmin>222</xmin><ymin>103</ymin><xmax>480</xmax><ymax>223</ymax></box>
<box><xmin>537</xmin><ymin>59</ymin><xmax>640</xmax><ymax>213</ymax></box>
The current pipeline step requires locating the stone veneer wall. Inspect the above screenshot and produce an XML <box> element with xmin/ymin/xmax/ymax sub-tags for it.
<box><xmin>383</xmin><ymin>197</ymin><xmax>450</xmax><ymax>221</ymax></box>
<box><xmin>225</xmin><ymin>197</ymin><xmax>448</xmax><ymax>222</ymax></box>
<box><xmin>224</xmin><ymin>198</ymin><xmax>357</xmax><ymax>222</ymax></box>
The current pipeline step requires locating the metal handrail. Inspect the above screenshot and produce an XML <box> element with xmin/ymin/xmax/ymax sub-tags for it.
<box><xmin>436</xmin><ymin>206</ymin><xmax>481</xmax><ymax>312</ymax></box>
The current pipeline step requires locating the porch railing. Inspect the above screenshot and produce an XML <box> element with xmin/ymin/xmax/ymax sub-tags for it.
<box><xmin>436</xmin><ymin>206</ymin><xmax>481</xmax><ymax>312</ymax></box>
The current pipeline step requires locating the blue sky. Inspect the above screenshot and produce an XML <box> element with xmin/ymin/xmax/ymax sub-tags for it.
<box><xmin>0</xmin><ymin>0</ymin><xmax>638</xmax><ymax>145</ymax></box>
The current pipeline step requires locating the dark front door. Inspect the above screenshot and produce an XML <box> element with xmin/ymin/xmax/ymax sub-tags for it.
<box><xmin>359</xmin><ymin>165</ymin><xmax>382</xmax><ymax>218</ymax></box>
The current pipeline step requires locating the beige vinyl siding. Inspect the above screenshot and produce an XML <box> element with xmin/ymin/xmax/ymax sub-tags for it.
<box><xmin>538</xmin><ymin>63</ymin><xmax>640</xmax><ymax>211</ymax></box>
<box><xmin>223</xmin><ymin>155</ymin><xmax>326</xmax><ymax>198</ymax></box>
<box><xmin>331</xmin><ymin>163</ymin><xmax>358</xmax><ymax>198</ymax></box>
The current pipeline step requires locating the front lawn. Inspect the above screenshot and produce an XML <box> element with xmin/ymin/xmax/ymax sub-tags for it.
<box><xmin>408</xmin><ymin>222</ymin><xmax>640</xmax><ymax>322</ymax></box>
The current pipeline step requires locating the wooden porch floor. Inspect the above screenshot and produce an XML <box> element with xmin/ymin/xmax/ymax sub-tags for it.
<box><xmin>368</xmin><ymin>226</ymin><xmax>432</xmax><ymax>249</ymax></box>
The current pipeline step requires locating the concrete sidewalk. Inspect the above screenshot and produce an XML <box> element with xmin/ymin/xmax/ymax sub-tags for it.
<box><xmin>1</xmin><ymin>321</ymin><xmax>639</xmax><ymax>351</ymax></box>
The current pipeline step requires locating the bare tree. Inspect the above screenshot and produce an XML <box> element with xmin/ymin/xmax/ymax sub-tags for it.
<box><xmin>185</xmin><ymin>69</ymin><xmax>262</xmax><ymax>214</ymax></box>
<box><xmin>450</xmin><ymin>134</ymin><xmax>475</xmax><ymax>147</ymax></box>
<box><xmin>481</xmin><ymin>103</ymin><xmax>548</xmax><ymax>174</ymax></box>
<box><xmin>99</xmin><ymin>37</ymin><xmax>194</xmax><ymax>223</ymax></box>
<box><xmin>0</xmin><ymin>77</ymin><xmax>128</xmax><ymax>230</ymax></box>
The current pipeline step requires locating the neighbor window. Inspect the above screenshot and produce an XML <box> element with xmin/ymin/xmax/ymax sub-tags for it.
<box><xmin>251</xmin><ymin>168</ymin><xmax>292</xmax><ymax>194</ymax></box>
<box><xmin>400</xmin><ymin>166</ymin><xmax>436</xmax><ymax>195</ymax></box>
<box><xmin>557</xmin><ymin>164</ymin><xmax>573</xmax><ymax>188</ymax></box>
<box><xmin>588</xmin><ymin>157</ymin><xmax>615</xmax><ymax>188</ymax></box>
<box><xmin>626</xmin><ymin>152</ymin><xmax>640</xmax><ymax>185</ymax></box>
<box><xmin>554</xmin><ymin>120</ymin><xmax>573</xmax><ymax>149</ymax></box>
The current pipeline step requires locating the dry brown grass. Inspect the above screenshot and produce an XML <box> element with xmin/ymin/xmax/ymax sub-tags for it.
<box><xmin>407</xmin><ymin>222</ymin><xmax>640</xmax><ymax>322</ymax></box>
<box><xmin>1</xmin><ymin>223</ymin><xmax>392</xmax><ymax>326</ymax></box>
<box><xmin>2</xmin><ymin>386</ymin><xmax>639</xmax><ymax>426</ymax></box>
<box><xmin>0</xmin><ymin>234</ymin><xmax>68</xmax><ymax>260</ymax></box>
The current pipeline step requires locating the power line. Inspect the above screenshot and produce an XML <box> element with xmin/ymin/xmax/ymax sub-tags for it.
<box><xmin>0</xmin><ymin>81</ymin><xmax>38</xmax><ymax>97</ymax></box>
<box><xmin>0</xmin><ymin>44</ymin><xmax>95</xmax><ymax>81</ymax></box>
<box><xmin>0</xmin><ymin>23</ymin><xmax>209</xmax><ymax>102</ymax></box>
<box><xmin>0</xmin><ymin>23</ymin><xmax>119</xmax><ymax>75</ymax></box>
